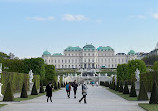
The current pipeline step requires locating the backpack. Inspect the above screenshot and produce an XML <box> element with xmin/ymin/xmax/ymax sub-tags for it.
<box><xmin>66</xmin><ymin>84</ymin><xmax>70</xmax><ymax>90</ymax></box>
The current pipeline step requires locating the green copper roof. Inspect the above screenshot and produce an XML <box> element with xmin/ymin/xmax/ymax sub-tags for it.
<box><xmin>52</xmin><ymin>53</ymin><xmax>63</xmax><ymax>56</ymax></box>
<box><xmin>97</xmin><ymin>46</ymin><xmax>114</xmax><ymax>51</ymax></box>
<box><xmin>43</xmin><ymin>50</ymin><xmax>51</xmax><ymax>56</ymax></box>
<box><xmin>128</xmin><ymin>50</ymin><xmax>135</xmax><ymax>55</ymax></box>
<box><xmin>65</xmin><ymin>46</ymin><xmax>81</xmax><ymax>51</ymax></box>
<box><xmin>83</xmin><ymin>44</ymin><xmax>95</xmax><ymax>50</ymax></box>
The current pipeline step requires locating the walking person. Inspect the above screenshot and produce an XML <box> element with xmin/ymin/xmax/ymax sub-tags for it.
<box><xmin>46</xmin><ymin>83</ymin><xmax>53</xmax><ymax>102</ymax></box>
<box><xmin>72</xmin><ymin>80</ymin><xmax>78</xmax><ymax>98</ymax></box>
<box><xmin>66</xmin><ymin>82</ymin><xmax>71</xmax><ymax>98</ymax></box>
<box><xmin>79</xmin><ymin>83</ymin><xmax>88</xmax><ymax>104</ymax></box>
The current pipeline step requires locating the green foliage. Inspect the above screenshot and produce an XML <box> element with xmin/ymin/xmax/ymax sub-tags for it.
<box><xmin>60</xmin><ymin>76</ymin><xmax>64</xmax><ymax>87</ymax></box>
<box><xmin>128</xmin><ymin>60</ymin><xmax>146</xmax><ymax>80</ymax></box>
<box><xmin>142</xmin><ymin>55</ymin><xmax>158</xmax><ymax>65</ymax></box>
<box><xmin>117</xmin><ymin>64</ymin><xmax>128</xmax><ymax>81</ymax></box>
<box><xmin>138</xmin><ymin>81</ymin><xmax>148</xmax><ymax>101</ymax></box>
<box><xmin>58</xmin><ymin>82</ymin><xmax>61</xmax><ymax>89</ymax></box>
<box><xmin>140</xmin><ymin>71</ymin><xmax>158</xmax><ymax>92</ymax></box>
<box><xmin>0</xmin><ymin>52</ymin><xmax>9</xmax><ymax>59</ymax></box>
<box><xmin>3</xmin><ymin>83</ymin><xmax>14</xmax><ymax>101</ymax></box>
<box><xmin>44</xmin><ymin>65</ymin><xmax>57</xmax><ymax>86</ymax></box>
<box><xmin>20</xmin><ymin>83</ymin><xmax>28</xmax><ymax>98</ymax></box>
<box><xmin>23</xmin><ymin>58</ymin><xmax>45</xmax><ymax>80</ymax></box>
<box><xmin>129</xmin><ymin>81</ymin><xmax>137</xmax><ymax>97</ymax></box>
<box><xmin>100</xmin><ymin>81</ymin><xmax>105</xmax><ymax>86</ymax></box>
<box><xmin>123</xmin><ymin>81</ymin><xmax>129</xmax><ymax>94</ymax></box>
<box><xmin>39</xmin><ymin>80</ymin><xmax>44</xmax><ymax>93</ymax></box>
<box><xmin>119</xmin><ymin>81</ymin><xmax>123</xmax><ymax>92</ymax></box>
<box><xmin>153</xmin><ymin>61</ymin><xmax>158</xmax><ymax>71</ymax></box>
<box><xmin>54</xmin><ymin>82</ymin><xmax>58</xmax><ymax>90</ymax></box>
<box><xmin>149</xmin><ymin>81</ymin><xmax>158</xmax><ymax>104</ymax></box>
<box><xmin>1</xmin><ymin>72</ymin><xmax>29</xmax><ymax>94</ymax></box>
<box><xmin>31</xmin><ymin>82</ymin><xmax>38</xmax><ymax>95</ymax></box>
<box><xmin>105</xmin><ymin>81</ymin><xmax>109</xmax><ymax>87</ymax></box>
<box><xmin>115</xmin><ymin>81</ymin><xmax>119</xmax><ymax>91</ymax></box>
<box><xmin>139</xmin><ymin>103</ymin><xmax>158</xmax><ymax>111</ymax></box>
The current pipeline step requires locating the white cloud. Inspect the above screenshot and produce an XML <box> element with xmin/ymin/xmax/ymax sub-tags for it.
<box><xmin>62</xmin><ymin>14</ymin><xmax>87</xmax><ymax>21</ymax></box>
<box><xmin>151</xmin><ymin>13</ymin><xmax>158</xmax><ymax>19</ymax></box>
<box><xmin>129</xmin><ymin>15</ymin><xmax>146</xmax><ymax>19</ymax></box>
<box><xmin>27</xmin><ymin>16</ymin><xmax>54</xmax><ymax>21</ymax></box>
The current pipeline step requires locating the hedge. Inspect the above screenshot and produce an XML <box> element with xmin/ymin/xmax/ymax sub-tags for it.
<box><xmin>140</xmin><ymin>71</ymin><xmax>158</xmax><ymax>92</ymax></box>
<box><xmin>1</xmin><ymin>72</ymin><xmax>40</xmax><ymax>94</ymax></box>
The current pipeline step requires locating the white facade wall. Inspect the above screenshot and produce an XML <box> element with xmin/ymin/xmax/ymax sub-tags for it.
<box><xmin>42</xmin><ymin>48</ymin><xmax>137</xmax><ymax>69</ymax></box>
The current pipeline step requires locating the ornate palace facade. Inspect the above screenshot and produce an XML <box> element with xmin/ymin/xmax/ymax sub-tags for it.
<box><xmin>42</xmin><ymin>44</ymin><xmax>137</xmax><ymax>69</ymax></box>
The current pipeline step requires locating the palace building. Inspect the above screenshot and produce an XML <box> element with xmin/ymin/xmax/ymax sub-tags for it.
<box><xmin>42</xmin><ymin>44</ymin><xmax>137</xmax><ymax>69</ymax></box>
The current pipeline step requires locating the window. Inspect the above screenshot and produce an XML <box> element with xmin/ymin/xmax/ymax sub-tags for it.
<box><xmin>88</xmin><ymin>53</ymin><xmax>90</xmax><ymax>56</ymax></box>
<box><xmin>62</xmin><ymin>60</ymin><xmax>63</xmax><ymax>63</ymax></box>
<box><xmin>58</xmin><ymin>60</ymin><xmax>60</xmax><ymax>63</ymax></box>
<box><xmin>69</xmin><ymin>59</ymin><xmax>70</xmax><ymax>63</ymax></box>
<box><xmin>55</xmin><ymin>60</ymin><xmax>56</xmax><ymax>63</ymax></box>
<box><xmin>89</xmin><ymin>59</ymin><xmax>90</xmax><ymax>62</ymax></box>
<box><xmin>65</xmin><ymin>60</ymin><xmax>67</xmax><ymax>63</ymax></box>
<box><xmin>72</xmin><ymin>59</ymin><xmax>73</xmax><ymax>63</ymax></box>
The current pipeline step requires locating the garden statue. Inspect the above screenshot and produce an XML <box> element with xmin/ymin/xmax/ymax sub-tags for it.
<box><xmin>135</xmin><ymin>68</ymin><xmax>140</xmax><ymax>82</ymax></box>
<box><xmin>29</xmin><ymin>70</ymin><xmax>34</xmax><ymax>90</ymax></box>
<box><xmin>105</xmin><ymin>73</ymin><xmax>107</xmax><ymax>77</ymax></box>
<box><xmin>135</xmin><ymin>68</ymin><xmax>140</xmax><ymax>90</ymax></box>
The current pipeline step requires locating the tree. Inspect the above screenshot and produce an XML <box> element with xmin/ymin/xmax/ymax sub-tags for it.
<box><xmin>123</xmin><ymin>81</ymin><xmax>129</xmax><ymax>94</ymax></box>
<box><xmin>54</xmin><ymin>82</ymin><xmax>58</xmax><ymax>90</ymax></box>
<box><xmin>31</xmin><ymin>82</ymin><xmax>38</xmax><ymax>95</ymax></box>
<box><xmin>23</xmin><ymin>58</ymin><xmax>45</xmax><ymax>80</ymax></box>
<box><xmin>149</xmin><ymin>81</ymin><xmax>158</xmax><ymax>104</ymax></box>
<box><xmin>44</xmin><ymin>65</ymin><xmax>57</xmax><ymax>84</ymax></box>
<box><xmin>3</xmin><ymin>83</ymin><xmax>14</xmax><ymax>101</ymax></box>
<box><xmin>129</xmin><ymin>81</ymin><xmax>137</xmax><ymax>97</ymax></box>
<box><xmin>39</xmin><ymin>80</ymin><xmax>44</xmax><ymax>93</ymax></box>
<box><xmin>20</xmin><ymin>83</ymin><xmax>28</xmax><ymax>98</ymax></box>
<box><xmin>58</xmin><ymin>82</ymin><xmax>61</xmax><ymax>89</ymax></box>
<box><xmin>119</xmin><ymin>81</ymin><xmax>123</xmax><ymax>92</ymax></box>
<box><xmin>115</xmin><ymin>81</ymin><xmax>119</xmax><ymax>91</ymax></box>
<box><xmin>128</xmin><ymin>60</ymin><xmax>146</xmax><ymax>80</ymax></box>
<box><xmin>143</xmin><ymin>55</ymin><xmax>158</xmax><ymax>65</ymax></box>
<box><xmin>153</xmin><ymin>61</ymin><xmax>158</xmax><ymax>71</ymax></box>
<box><xmin>138</xmin><ymin>81</ymin><xmax>148</xmax><ymax>101</ymax></box>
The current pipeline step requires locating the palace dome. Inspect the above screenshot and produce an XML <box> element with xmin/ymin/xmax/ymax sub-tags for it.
<box><xmin>97</xmin><ymin>46</ymin><xmax>114</xmax><ymax>51</ymax></box>
<box><xmin>128</xmin><ymin>50</ymin><xmax>135</xmax><ymax>55</ymax></box>
<box><xmin>65</xmin><ymin>46</ymin><xmax>81</xmax><ymax>51</ymax></box>
<box><xmin>52</xmin><ymin>53</ymin><xmax>63</xmax><ymax>56</ymax></box>
<box><xmin>83</xmin><ymin>44</ymin><xmax>96</xmax><ymax>50</ymax></box>
<box><xmin>43</xmin><ymin>50</ymin><xmax>51</xmax><ymax>56</ymax></box>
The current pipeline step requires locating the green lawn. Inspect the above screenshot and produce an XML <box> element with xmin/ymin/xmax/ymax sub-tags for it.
<box><xmin>14</xmin><ymin>93</ymin><xmax>45</xmax><ymax>102</ymax></box>
<box><xmin>0</xmin><ymin>104</ymin><xmax>7</xmax><ymax>108</ymax></box>
<box><xmin>139</xmin><ymin>103</ymin><xmax>158</xmax><ymax>111</ymax></box>
<box><xmin>106</xmin><ymin>87</ymin><xmax>138</xmax><ymax>101</ymax></box>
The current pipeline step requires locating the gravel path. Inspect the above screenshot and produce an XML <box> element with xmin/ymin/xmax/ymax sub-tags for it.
<box><xmin>0</xmin><ymin>85</ymin><xmax>145</xmax><ymax>111</ymax></box>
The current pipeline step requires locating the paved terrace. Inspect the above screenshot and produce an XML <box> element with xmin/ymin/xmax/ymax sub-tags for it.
<box><xmin>0</xmin><ymin>85</ymin><xmax>145</xmax><ymax>111</ymax></box>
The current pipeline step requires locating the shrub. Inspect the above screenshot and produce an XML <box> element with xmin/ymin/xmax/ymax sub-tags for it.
<box><xmin>115</xmin><ymin>81</ymin><xmax>119</xmax><ymax>91</ymax></box>
<box><xmin>138</xmin><ymin>81</ymin><xmax>148</xmax><ymax>101</ymax></box>
<box><xmin>129</xmin><ymin>81</ymin><xmax>137</xmax><ymax>97</ymax></box>
<box><xmin>105</xmin><ymin>81</ymin><xmax>109</xmax><ymax>87</ymax></box>
<box><xmin>31</xmin><ymin>82</ymin><xmax>38</xmax><ymax>95</ymax></box>
<box><xmin>113</xmin><ymin>82</ymin><xmax>116</xmax><ymax>90</ymax></box>
<box><xmin>140</xmin><ymin>71</ymin><xmax>158</xmax><ymax>92</ymax></box>
<box><xmin>3</xmin><ymin>82</ymin><xmax>14</xmax><ymax>101</ymax></box>
<box><xmin>100</xmin><ymin>81</ymin><xmax>105</xmax><ymax>86</ymax></box>
<box><xmin>20</xmin><ymin>83</ymin><xmax>28</xmax><ymax>98</ymax></box>
<box><xmin>123</xmin><ymin>81</ymin><xmax>129</xmax><ymax>94</ymax></box>
<box><xmin>149</xmin><ymin>81</ymin><xmax>158</xmax><ymax>104</ymax></box>
<box><xmin>39</xmin><ymin>81</ymin><xmax>44</xmax><ymax>93</ymax></box>
<box><xmin>119</xmin><ymin>81</ymin><xmax>123</xmax><ymax>92</ymax></box>
<box><xmin>58</xmin><ymin>82</ymin><xmax>61</xmax><ymax>89</ymax></box>
<box><xmin>54</xmin><ymin>82</ymin><xmax>58</xmax><ymax>90</ymax></box>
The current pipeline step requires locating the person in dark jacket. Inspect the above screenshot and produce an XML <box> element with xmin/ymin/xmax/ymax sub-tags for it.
<box><xmin>46</xmin><ymin>83</ymin><xmax>53</xmax><ymax>102</ymax></box>
<box><xmin>72</xmin><ymin>80</ymin><xmax>78</xmax><ymax>98</ymax></box>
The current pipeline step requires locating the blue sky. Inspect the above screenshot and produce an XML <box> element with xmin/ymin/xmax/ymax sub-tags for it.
<box><xmin>0</xmin><ymin>0</ymin><xmax>158</xmax><ymax>58</ymax></box>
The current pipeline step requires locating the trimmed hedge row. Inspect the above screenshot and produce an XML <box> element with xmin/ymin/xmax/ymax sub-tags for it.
<box><xmin>140</xmin><ymin>71</ymin><xmax>158</xmax><ymax>92</ymax></box>
<box><xmin>1</xmin><ymin>72</ymin><xmax>40</xmax><ymax>94</ymax></box>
